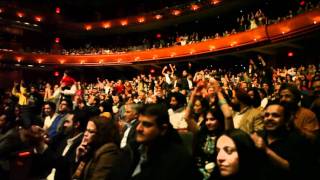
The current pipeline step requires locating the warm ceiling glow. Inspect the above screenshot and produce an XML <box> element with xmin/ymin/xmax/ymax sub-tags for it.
<box><xmin>99</xmin><ymin>59</ymin><xmax>104</xmax><ymax>64</ymax></box>
<box><xmin>17</xmin><ymin>12</ymin><xmax>24</xmax><ymax>18</ymax></box>
<box><xmin>230</xmin><ymin>41</ymin><xmax>237</xmax><ymax>47</ymax></box>
<box><xmin>35</xmin><ymin>16</ymin><xmax>42</xmax><ymax>22</ymax></box>
<box><xmin>211</xmin><ymin>0</ymin><xmax>221</xmax><ymax>5</ymax></box>
<box><xmin>138</xmin><ymin>17</ymin><xmax>145</xmax><ymax>23</ymax></box>
<box><xmin>102</xmin><ymin>22</ymin><xmax>111</xmax><ymax>28</ymax></box>
<box><xmin>191</xmin><ymin>4</ymin><xmax>200</xmax><ymax>11</ymax></box>
<box><xmin>209</xmin><ymin>45</ymin><xmax>216</xmax><ymax>51</ymax></box>
<box><xmin>0</xmin><ymin>8</ymin><xmax>3</xmax><ymax>13</ymax></box>
<box><xmin>172</xmin><ymin>10</ymin><xmax>181</xmax><ymax>16</ymax></box>
<box><xmin>59</xmin><ymin>59</ymin><xmax>65</xmax><ymax>64</ymax></box>
<box><xmin>85</xmin><ymin>25</ymin><xmax>92</xmax><ymax>30</ymax></box>
<box><xmin>152</xmin><ymin>55</ymin><xmax>158</xmax><ymax>59</ymax></box>
<box><xmin>120</xmin><ymin>20</ymin><xmax>128</xmax><ymax>26</ymax></box>
<box><xmin>80</xmin><ymin>60</ymin><xmax>85</xmax><ymax>64</ymax></box>
<box><xmin>16</xmin><ymin>56</ymin><xmax>22</xmax><ymax>62</ymax></box>
<box><xmin>37</xmin><ymin>58</ymin><xmax>43</xmax><ymax>63</ymax></box>
<box><xmin>155</xmin><ymin>14</ymin><xmax>163</xmax><ymax>20</ymax></box>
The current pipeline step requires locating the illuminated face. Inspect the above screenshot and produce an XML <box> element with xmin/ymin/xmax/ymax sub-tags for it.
<box><xmin>264</xmin><ymin>105</ymin><xmax>285</xmax><ymax>131</ymax></box>
<box><xmin>205</xmin><ymin>112</ymin><xmax>219</xmax><ymax>131</ymax></box>
<box><xmin>43</xmin><ymin>104</ymin><xmax>53</xmax><ymax>116</ymax></box>
<box><xmin>216</xmin><ymin>135</ymin><xmax>239</xmax><ymax>177</ymax></box>
<box><xmin>247</xmin><ymin>90</ymin><xmax>255</xmax><ymax>99</ymax></box>
<box><xmin>279</xmin><ymin>89</ymin><xmax>295</xmax><ymax>104</ymax></box>
<box><xmin>82</xmin><ymin>121</ymin><xmax>97</xmax><ymax>145</ymax></box>
<box><xmin>136</xmin><ymin>115</ymin><xmax>164</xmax><ymax>144</ymax></box>
<box><xmin>170</xmin><ymin>97</ymin><xmax>178</xmax><ymax>109</ymax></box>
<box><xmin>124</xmin><ymin>105</ymin><xmax>137</xmax><ymax>123</ymax></box>
<box><xmin>58</xmin><ymin>100</ymin><xmax>69</xmax><ymax>113</ymax></box>
<box><xmin>193</xmin><ymin>100</ymin><xmax>202</xmax><ymax>114</ymax></box>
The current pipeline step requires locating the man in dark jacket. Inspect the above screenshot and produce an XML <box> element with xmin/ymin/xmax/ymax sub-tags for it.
<box><xmin>120</xmin><ymin>103</ymin><xmax>140</xmax><ymax>148</ymax></box>
<box><xmin>121</xmin><ymin>104</ymin><xmax>200</xmax><ymax>180</ymax></box>
<box><xmin>32</xmin><ymin>110</ymin><xmax>89</xmax><ymax>180</ymax></box>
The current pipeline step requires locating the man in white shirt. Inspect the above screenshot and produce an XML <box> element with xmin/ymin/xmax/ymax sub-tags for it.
<box><xmin>43</xmin><ymin>102</ymin><xmax>58</xmax><ymax>131</ymax></box>
<box><xmin>168</xmin><ymin>92</ymin><xmax>188</xmax><ymax>131</ymax></box>
<box><xmin>120</xmin><ymin>103</ymin><xmax>141</xmax><ymax>148</ymax></box>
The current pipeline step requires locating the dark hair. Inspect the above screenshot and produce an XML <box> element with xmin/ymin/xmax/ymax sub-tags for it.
<box><xmin>248</xmin><ymin>88</ymin><xmax>261</xmax><ymax>108</ymax></box>
<box><xmin>235</xmin><ymin>88</ymin><xmax>252</xmax><ymax>106</ymax></box>
<box><xmin>266</xmin><ymin>102</ymin><xmax>291</xmax><ymax>124</ymax></box>
<box><xmin>139</xmin><ymin>104</ymin><xmax>170</xmax><ymax>127</ymax></box>
<box><xmin>139</xmin><ymin>104</ymin><xmax>181</xmax><ymax>143</ymax></box>
<box><xmin>60</xmin><ymin>99</ymin><xmax>73</xmax><ymax>110</ymax></box>
<box><xmin>89</xmin><ymin>116</ymin><xmax>120</xmax><ymax>150</ymax></box>
<box><xmin>64</xmin><ymin>70</ymin><xmax>70</xmax><ymax>76</ymax></box>
<box><xmin>72</xmin><ymin>110</ymin><xmax>89</xmax><ymax>132</ymax></box>
<box><xmin>168</xmin><ymin>92</ymin><xmax>186</xmax><ymax>108</ymax></box>
<box><xmin>43</xmin><ymin>101</ymin><xmax>56</xmax><ymax>111</ymax></box>
<box><xmin>20</xmin><ymin>106</ymin><xmax>43</xmax><ymax>128</ymax></box>
<box><xmin>258</xmin><ymin>88</ymin><xmax>267</xmax><ymax>99</ymax></box>
<box><xmin>194</xmin><ymin>97</ymin><xmax>209</xmax><ymax>114</ymax></box>
<box><xmin>279</xmin><ymin>83</ymin><xmax>301</xmax><ymax>103</ymax></box>
<box><xmin>205</xmin><ymin>108</ymin><xmax>225</xmax><ymax>134</ymax></box>
<box><xmin>99</xmin><ymin>101</ymin><xmax>112</xmax><ymax>113</ymax></box>
<box><xmin>215</xmin><ymin>129</ymin><xmax>263</xmax><ymax>179</ymax></box>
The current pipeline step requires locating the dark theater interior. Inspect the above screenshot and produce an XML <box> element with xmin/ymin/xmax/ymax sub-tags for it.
<box><xmin>0</xmin><ymin>0</ymin><xmax>320</xmax><ymax>180</ymax></box>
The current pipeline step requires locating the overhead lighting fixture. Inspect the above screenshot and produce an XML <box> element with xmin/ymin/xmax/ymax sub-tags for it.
<box><xmin>17</xmin><ymin>12</ymin><xmax>24</xmax><ymax>18</ymax></box>
<box><xmin>120</xmin><ymin>20</ymin><xmax>128</xmax><ymax>26</ymax></box>
<box><xmin>191</xmin><ymin>4</ymin><xmax>200</xmax><ymax>11</ymax></box>
<box><xmin>211</xmin><ymin>0</ymin><xmax>221</xmax><ymax>5</ymax></box>
<box><xmin>35</xmin><ymin>16</ymin><xmax>42</xmax><ymax>22</ymax></box>
<box><xmin>155</xmin><ymin>14</ymin><xmax>163</xmax><ymax>20</ymax></box>
<box><xmin>85</xmin><ymin>24</ymin><xmax>92</xmax><ymax>31</ymax></box>
<box><xmin>102</xmin><ymin>22</ymin><xmax>111</xmax><ymax>29</ymax></box>
<box><xmin>138</xmin><ymin>17</ymin><xmax>145</xmax><ymax>23</ymax></box>
<box><xmin>172</xmin><ymin>10</ymin><xmax>181</xmax><ymax>16</ymax></box>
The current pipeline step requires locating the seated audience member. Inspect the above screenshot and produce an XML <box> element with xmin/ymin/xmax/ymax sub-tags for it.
<box><xmin>32</xmin><ymin>111</ymin><xmax>88</xmax><ymax>180</ymax></box>
<box><xmin>279</xmin><ymin>84</ymin><xmax>319</xmax><ymax>140</ymax></box>
<box><xmin>231</xmin><ymin>88</ymin><xmax>264</xmax><ymax>134</ymax></box>
<box><xmin>42</xmin><ymin>102</ymin><xmax>58</xmax><ymax>131</ymax></box>
<box><xmin>120</xmin><ymin>104</ymin><xmax>200</xmax><ymax>180</ymax></box>
<box><xmin>210</xmin><ymin>129</ymin><xmax>265</xmax><ymax>180</ymax></box>
<box><xmin>72</xmin><ymin>116</ymin><xmax>122</xmax><ymax>180</ymax></box>
<box><xmin>251</xmin><ymin>103</ymin><xmax>318</xmax><ymax>179</ymax></box>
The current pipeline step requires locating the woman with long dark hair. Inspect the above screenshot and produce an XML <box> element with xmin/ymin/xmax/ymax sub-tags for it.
<box><xmin>194</xmin><ymin>108</ymin><xmax>225</xmax><ymax>179</ymax></box>
<box><xmin>72</xmin><ymin>116</ymin><xmax>121</xmax><ymax>180</ymax></box>
<box><xmin>210</xmin><ymin>129</ymin><xmax>264</xmax><ymax>180</ymax></box>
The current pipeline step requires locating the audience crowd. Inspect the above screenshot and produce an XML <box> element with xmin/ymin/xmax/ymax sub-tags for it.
<box><xmin>0</xmin><ymin>54</ymin><xmax>319</xmax><ymax>180</ymax></box>
<box><xmin>10</xmin><ymin>1</ymin><xmax>319</xmax><ymax>56</ymax></box>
